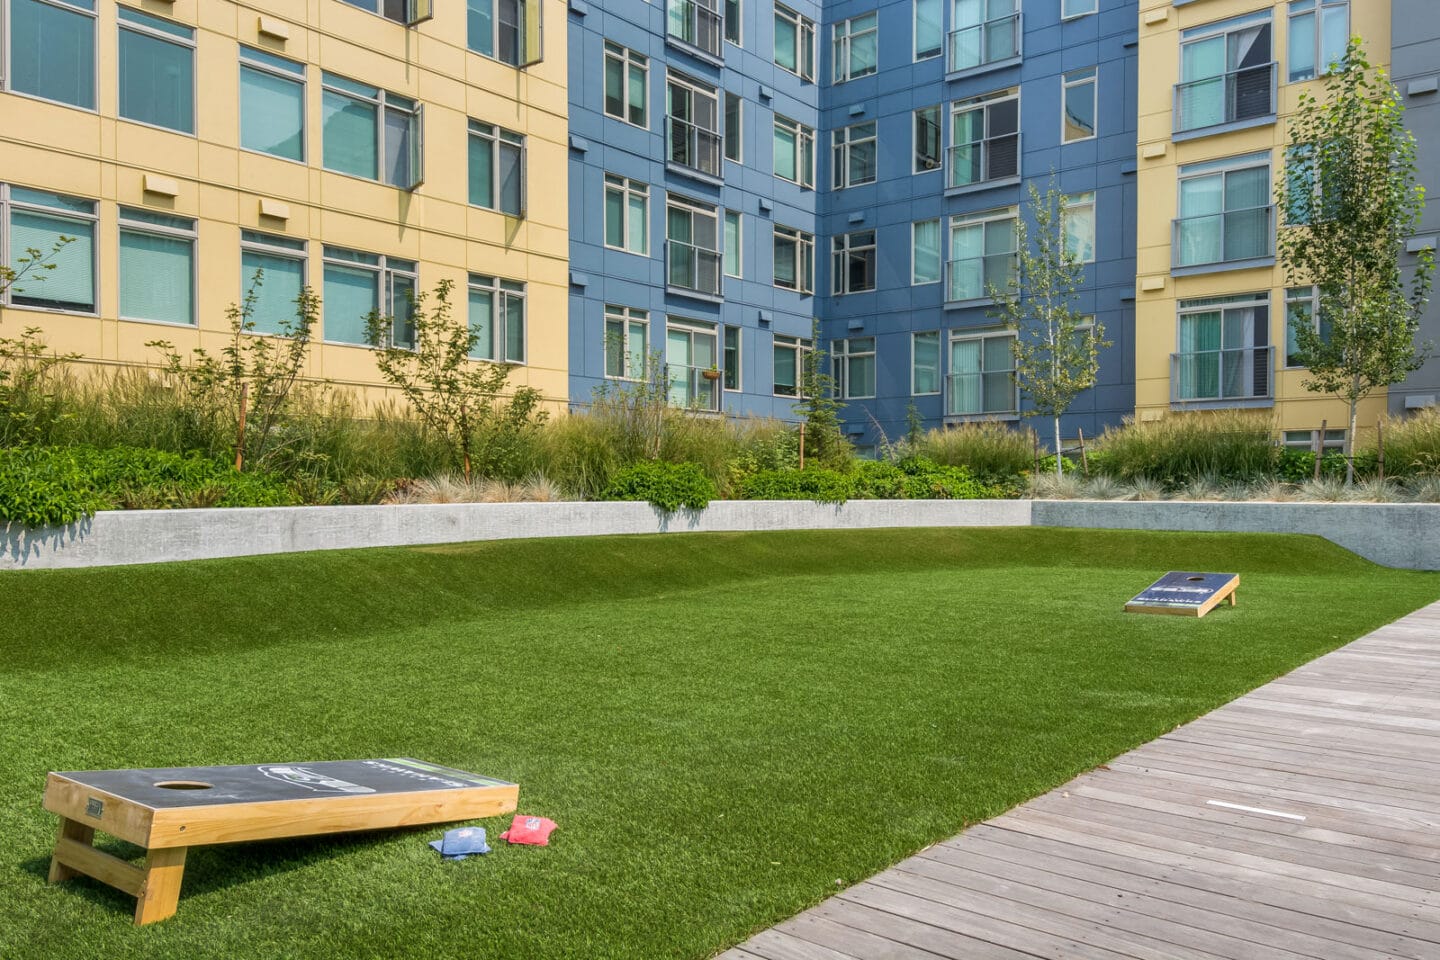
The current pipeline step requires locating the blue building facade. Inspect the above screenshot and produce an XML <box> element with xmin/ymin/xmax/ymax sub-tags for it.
<box><xmin>568</xmin><ymin>0</ymin><xmax>1137</xmax><ymax>450</ymax></box>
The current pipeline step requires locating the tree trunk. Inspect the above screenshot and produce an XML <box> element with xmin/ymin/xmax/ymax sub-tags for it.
<box><xmin>1346</xmin><ymin>396</ymin><xmax>1359</xmax><ymax>487</ymax></box>
<box><xmin>1053</xmin><ymin>416</ymin><xmax>1063</xmax><ymax>478</ymax></box>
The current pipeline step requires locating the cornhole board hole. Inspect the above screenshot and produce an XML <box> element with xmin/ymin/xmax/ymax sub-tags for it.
<box><xmin>43</xmin><ymin>758</ymin><xmax>517</xmax><ymax>925</ymax></box>
<box><xmin>1124</xmin><ymin>572</ymin><xmax>1239</xmax><ymax>617</ymax></box>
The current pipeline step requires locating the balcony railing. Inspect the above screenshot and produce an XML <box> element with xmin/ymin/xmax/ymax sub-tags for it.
<box><xmin>945</xmin><ymin>253</ymin><xmax>1017</xmax><ymax>304</ymax></box>
<box><xmin>667</xmin><ymin>0</ymin><xmax>723</xmax><ymax>59</ymax></box>
<box><xmin>948</xmin><ymin>13</ymin><xmax>1020</xmax><ymax>74</ymax></box>
<box><xmin>947</xmin><ymin>132</ymin><xmax>1020</xmax><ymax>190</ymax></box>
<box><xmin>946</xmin><ymin>372</ymin><xmax>1016</xmax><ymax>417</ymax></box>
<box><xmin>1174</xmin><ymin>62</ymin><xmax>1277</xmax><ymax>134</ymax></box>
<box><xmin>1171</xmin><ymin>346</ymin><xmax>1273</xmax><ymax>403</ymax></box>
<box><xmin>1173</xmin><ymin>205</ymin><xmax>1274</xmax><ymax>269</ymax></box>
<box><xmin>667</xmin><ymin>116</ymin><xmax>723</xmax><ymax>179</ymax></box>
<box><xmin>666</xmin><ymin>239</ymin><xmax>722</xmax><ymax>298</ymax></box>
<box><xmin>668</xmin><ymin>363</ymin><xmax>722</xmax><ymax>411</ymax></box>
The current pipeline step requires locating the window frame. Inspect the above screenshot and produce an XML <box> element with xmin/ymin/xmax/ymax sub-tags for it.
<box><xmin>320</xmin><ymin>245</ymin><xmax>417</xmax><ymax>348</ymax></box>
<box><xmin>3</xmin><ymin>0</ymin><xmax>99</xmax><ymax>112</ymax></box>
<box><xmin>0</xmin><ymin>183</ymin><xmax>99</xmax><ymax>316</ymax></box>
<box><xmin>773</xmin><ymin>114</ymin><xmax>816</xmax><ymax>188</ymax></box>
<box><xmin>948</xmin><ymin>88</ymin><xmax>1021</xmax><ymax>190</ymax></box>
<box><xmin>773</xmin><ymin>4</ymin><xmax>815</xmax><ymax>82</ymax></box>
<box><xmin>603</xmin><ymin>174</ymin><xmax>650</xmax><ymax>256</ymax></box>
<box><xmin>914</xmin><ymin>105</ymin><xmax>943</xmax><ymax>174</ymax></box>
<box><xmin>1061</xmin><ymin>66</ymin><xmax>1097</xmax><ymax>144</ymax></box>
<box><xmin>604</xmin><ymin>304</ymin><xmax>650</xmax><ymax>380</ymax></box>
<box><xmin>118</xmin><ymin>205</ymin><xmax>197</xmax><ymax>327</ymax></box>
<box><xmin>723</xmin><ymin>323</ymin><xmax>742</xmax><ymax>390</ymax></box>
<box><xmin>831</xmin><ymin>229</ymin><xmax>877</xmax><ymax>296</ymax></box>
<box><xmin>666</xmin><ymin>0</ymin><xmax>724</xmax><ymax>60</ymax></box>
<box><xmin>912</xmin><ymin>330</ymin><xmax>941</xmax><ymax>395</ymax></box>
<box><xmin>1061</xmin><ymin>0</ymin><xmax>1097</xmax><ymax>20</ymax></box>
<box><xmin>946</xmin><ymin>207</ymin><xmax>1019</xmax><ymax>304</ymax></box>
<box><xmin>773</xmin><ymin>224</ymin><xmax>814</xmax><ymax>294</ymax></box>
<box><xmin>1062</xmin><ymin>191</ymin><xmax>1096</xmax><ymax>265</ymax></box>
<box><xmin>116</xmin><ymin>4</ymin><xmax>197</xmax><ymax>136</ymax></box>
<box><xmin>724</xmin><ymin>91</ymin><xmax>742</xmax><ymax>163</ymax></box>
<box><xmin>467</xmin><ymin>273</ymin><xmax>527</xmax><ymax>364</ymax></box>
<box><xmin>1172</xmin><ymin>291</ymin><xmax>1272</xmax><ymax>404</ymax></box>
<box><xmin>724</xmin><ymin>208</ymin><xmax>743</xmax><ymax>278</ymax></box>
<box><xmin>831</xmin><ymin>120</ymin><xmax>878</xmax><ymax>190</ymax></box>
<box><xmin>914</xmin><ymin>0</ymin><xmax>942</xmax><ymax>61</ymax></box>
<box><xmin>1283</xmin><ymin>284</ymin><xmax>1331</xmax><ymax>368</ymax></box>
<box><xmin>724</xmin><ymin>0</ymin><xmax>740</xmax><ymax>46</ymax></box>
<box><xmin>665</xmin><ymin>193</ymin><xmax>723</xmax><ymax>298</ymax></box>
<box><xmin>665</xmin><ymin>68</ymin><xmax>723</xmax><ymax>180</ymax></box>
<box><xmin>947</xmin><ymin>329</ymin><xmax>1017</xmax><ymax>416</ymax></box>
<box><xmin>911</xmin><ymin>218</ymin><xmax>941</xmax><ymax>286</ymax></box>
<box><xmin>466</xmin><ymin>0</ymin><xmax>542</xmax><ymax>68</ymax></box>
<box><xmin>239</xmin><ymin>229</ymin><xmax>308</xmax><ymax>337</ymax></box>
<box><xmin>772</xmin><ymin>333</ymin><xmax>813</xmax><ymax>397</ymax></box>
<box><xmin>603</xmin><ymin>41</ymin><xmax>649</xmax><ymax>128</ymax></box>
<box><xmin>1287</xmin><ymin>0</ymin><xmax>1348</xmax><ymax>83</ymax></box>
<box><xmin>1173</xmin><ymin>151</ymin><xmax>1274</xmax><ymax>271</ymax></box>
<box><xmin>832</xmin><ymin>336</ymin><xmax>877</xmax><ymax>400</ymax></box>
<box><xmin>948</xmin><ymin>0</ymin><xmax>1022</xmax><ymax>75</ymax></box>
<box><xmin>339</xmin><ymin>0</ymin><xmax>431</xmax><ymax>25</ymax></box>
<box><xmin>468</xmin><ymin>119</ymin><xmax>526</xmax><ymax>216</ymax></box>
<box><xmin>239</xmin><ymin>45</ymin><xmax>306</xmax><ymax>163</ymax></box>
<box><xmin>321</xmin><ymin>71</ymin><xmax>424</xmax><ymax>190</ymax></box>
<box><xmin>665</xmin><ymin>315</ymin><xmax>722</xmax><ymax>411</ymax></box>
<box><xmin>832</xmin><ymin>12</ymin><xmax>878</xmax><ymax>84</ymax></box>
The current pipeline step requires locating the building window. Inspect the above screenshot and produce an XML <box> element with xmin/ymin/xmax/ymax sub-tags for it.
<box><xmin>468</xmin><ymin>274</ymin><xmax>526</xmax><ymax>363</ymax></box>
<box><xmin>914</xmin><ymin>105</ymin><xmax>942</xmax><ymax>173</ymax></box>
<box><xmin>832</xmin><ymin>122</ymin><xmax>877</xmax><ymax>189</ymax></box>
<box><xmin>667</xmin><ymin>318</ymin><xmax>720</xmax><ymax>410</ymax></box>
<box><xmin>773</xmin><ymin>334</ymin><xmax>812</xmax><ymax>397</ymax></box>
<box><xmin>1062</xmin><ymin>192</ymin><xmax>1096</xmax><ymax>264</ymax></box>
<box><xmin>723</xmin><ymin>324</ymin><xmax>742</xmax><ymax>390</ymax></box>
<box><xmin>948</xmin><ymin>331</ymin><xmax>1015</xmax><ymax>415</ymax></box>
<box><xmin>947</xmin><ymin>209</ymin><xmax>1017</xmax><ymax>303</ymax></box>
<box><xmin>1176</xmin><ymin>12</ymin><xmax>1274</xmax><ymax>134</ymax></box>
<box><xmin>1174</xmin><ymin>153</ymin><xmax>1272</xmax><ymax>269</ymax></box>
<box><xmin>912</xmin><ymin>219</ymin><xmax>941</xmax><ymax>285</ymax></box>
<box><xmin>469</xmin><ymin>121</ymin><xmax>525</xmax><ymax>216</ymax></box>
<box><xmin>604</xmin><ymin>175</ymin><xmax>649</xmax><ymax>255</ymax></box>
<box><xmin>1284</xmin><ymin>428</ymin><xmax>1345</xmax><ymax>450</ymax></box>
<box><xmin>949</xmin><ymin>0</ymin><xmax>1019</xmax><ymax>74</ymax></box>
<box><xmin>915</xmin><ymin>0</ymin><xmax>942</xmax><ymax>61</ymax></box>
<box><xmin>773</xmin><ymin>225</ymin><xmax>814</xmax><ymax>293</ymax></box>
<box><xmin>949</xmin><ymin>89</ymin><xmax>1019</xmax><ymax>189</ymax></box>
<box><xmin>1284</xmin><ymin>285</ymin><xmax>1331</xmax><ymax>367</ymax></box>
<box><xmin>1062</xmin><ymin>0</ymin><xmax>1096</xmax><ymax>19</ymax></box>
<box><xmin>119</xmin><ymin>207</ymin><xmax>195</xmax><ymax>326</ymax></box>
<box><xmin>833</xmin><ymin>337</ymin><xmax>876</xmax><ymax>399</ymax></box>
<box><xmin>322</xmin><ymin>73</ymin><xmax>422</xmax><ymax>189</ymax></box>
<box><xmin>666</xmin><ymin>196</ymin><xmax>722</xmax><ymax>298</ymax></box>
<box><xmin>724</xmin><ymin>92</ymin><xmax>742</xmax><ymax>162</ymax></box>
<box><xmin>7</xmin><ymin>0</ymin><xmax>96</xmax><ymax>110</ymax></box>
<box><xmin>467</xmin><ymin>0</ymin><xmax>540</xmax><ymax>66</ymax></box>
<box><xmin>340</xmin><ymin>0</ymin><xmax>417</xmax><ymax>23</ymax></box>
<box><xmin>1</xmin><ymin>185</ymin><xmax>96</xmax><ymax>313</ymax></box>
<box><xmin>724</xmin><ymin>0</ymin><xmax>740</xmax><ymax>45</ymax></box>
<box><xmin>773</xmin><ymin>115</ymin><xmax>815</xmax><ymax>187</ymax></box>
<box><xmin>240</xmin><ymin>47</ymin><xmax>305</xmax><ymax>161</ymax></box>
<box><xmin>724</xmin><ymin>209</ymin><xmax>742</xmax><ymax>278</ymax></box>
<box><xmin>1174</xmin><ymin>292</ymin><xmax>1271</xmax><ymax>403</ymax></box>
<box><xmin>1061</xmin><ymin>67</ymin><xmax>1096</xmax><ymax>142</ymax></box>
<box><xmin>240</xmin><ymin>231</ymin><xmax>307</xmax><ymax>336</ymax></box>
<box><xmin>604</xmin><ymin>42</ymin><xmax>648</xmax><ymax>127</ymax></box>
<box><xmin>118</xmin><ymin>6</ymin><xmax>195</xmax><ymax>135</ymax></box>
<box><xmin>322</xmin><ymin>246</ymin><xmax>416</xmax><ymax>347</ymax></box>
<box><xmin>832</xmin><ymin>13</ymin><xmax>878</xmax><ymax>83</ymax></box>
<box><xmin>667</xmin><ymin>71</ymin><xmax>723</xmax><ymax>179</ymax></box>
<box><xmin>604</xmin><ymin>305</ymin><xmax>649</xmax><ymax>380</ymax></box>
<box><xmin>774</xmin><ymin>5</ymin><xmax>815</xmax><ymax>81</ymax></box>
<box><xmin>667</xmin><ymin>0</ymin><xmax>723</xmax><ymax>59</ymax></box>
<box><xmin>913</xmin><ymin>331</ymin><xmax>940</xmax><ymax>394</ymax></box>
<box><xmin>1288</xmin><ymin>1</ymin><xmax>1347</xmax><ymax>83</ymax></box>
<box><xmin>831</xmin><ymin>230</ymin><xmax>877</xmax><ymax>295</ymax></box>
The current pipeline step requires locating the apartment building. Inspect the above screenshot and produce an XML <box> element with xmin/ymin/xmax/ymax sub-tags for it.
<box><xmin>1134</xmin><ymin>0</ymin><xmax>1391</xmax><ymax>449</ymax></box>
<box><xmin>0</xmin><ymin>0</ymin><xmax>570</xmax><ymax>405</ymax></box>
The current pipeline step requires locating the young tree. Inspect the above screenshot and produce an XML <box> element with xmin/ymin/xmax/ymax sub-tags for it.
<box><xmin>367</xmin><ymin>278</ymin><xmax>545</xmax><ymax>482</ymax></box>
<box><xmin>795</xmin><ymin>320</ymin><xmax>849</xmax><ymax>467</ymax></box>
<box><xmin>1275</xmin><ymin>40</ymin><xmax>1433</xmax><ymax>484</ymax></box>
<box><xmin>1</xmin><ymin>238</ymin><xmax>80</xmax><ymax>445</ymax></box>
<box><xmin>990</xmin><ymin>179</ymin><xmax>1108</xmax><ymax>476</ymax></box>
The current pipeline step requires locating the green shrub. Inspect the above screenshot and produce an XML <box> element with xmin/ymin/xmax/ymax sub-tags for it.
<box><xmin>917</xmin><ymin>421</ymin><xmax>1033</xmax><ymax>483</ymax></box>
<box><xmin>601</xmin><ymin>461</ymin><xmax>717</xmax><ymax>512</ymax></box>
<box><xmin>739</xmin><ymin>467</ymin><xmax>855</xmax><ymax>503</ymax></box>
<box><xmin>1276</xmin><ymin>448</ymin><xmax>1379</xmax><ymax>483</ymax></box>
<box><xmin>0</xmin><ymin>447</ymin><xmax>105</xmax><ymax>526</ymax></box>
<box><xmin>1091</xmin><ymin>411</ymin><xmax>1277</xmax><ymax>486</ymax></box>
<box><xmin>739</xmin><ymin>458</ymin><xmax>1002</xmax><ymax>503</ymax></box>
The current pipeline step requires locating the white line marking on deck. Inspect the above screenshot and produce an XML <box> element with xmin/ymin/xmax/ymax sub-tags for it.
<box><xmin>1206</xmin><ymin>800</ymin><xmax>1307</xmax><ymax>821</ymax></box>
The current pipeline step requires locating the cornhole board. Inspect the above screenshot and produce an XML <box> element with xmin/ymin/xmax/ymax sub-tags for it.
<box><xmin>43</xmin><ymin>758</ymin><xmax>517</xmax><ymax>925</ymax></box>
<box><xmin>1124</xmin><ymin>571</ymin><xmax>1239</xmax><ymax>617</ymax></box>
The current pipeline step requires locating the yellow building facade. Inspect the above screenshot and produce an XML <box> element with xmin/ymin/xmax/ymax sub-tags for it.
<box><xmin>1135</xmin><ymin>0</ymin><xmax>1388</xmax><ymax>448</ymax></box>
<box><xmin>0</xmin><ymin>0</ymin><xmax>569</xmax><ymax>404</ymax></box>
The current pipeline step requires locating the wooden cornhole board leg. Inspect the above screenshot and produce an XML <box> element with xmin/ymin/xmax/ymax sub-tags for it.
<box><xmin>47</xmin><ymin>816</ymin><xmax>188</xmax><ymax>925</ymax></box>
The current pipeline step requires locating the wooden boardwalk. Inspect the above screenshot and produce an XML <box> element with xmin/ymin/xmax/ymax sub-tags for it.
<box><xmin>718</xmin><ymin>601</ymin><xmax>1440</xmax><ymax>960</ymax></box>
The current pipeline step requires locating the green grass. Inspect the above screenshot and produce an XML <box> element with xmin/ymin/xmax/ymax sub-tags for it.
<box><xmin>1</xmin><ymin>529</ymin><xmax>1434</xmax><ymax>959</ymax></box>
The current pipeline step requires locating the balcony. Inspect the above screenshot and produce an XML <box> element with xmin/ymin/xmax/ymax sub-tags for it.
<box><xmin>1172</xmin><ymin>346</ymin><xmax>1273</xmax><ymax>404</ymax></box>
<box><xmin>1172</xmin><ymin>206</ymin><xmax>1274</xmax><ymax>273</ymax></box>
<box><xmin>666</xmin><ymin>0</ymin><xmax>723</xmax><ymax>62</ymax></box>
<box><xmin>666</xmin><ymin>239</ymin><xmax>722</xmax><ymax>299</ymax></box>
<box><xmin>945</xmin><ymin>253</ymin><xmax>1017</xmax><ymax>305</ymax></box>
<box><xmin>666</xmin><ymin>116</ymin><xmax>723</xmax><ymax>182</ymax></box>
<box><xmin>1174</xmin><ymin>62</ymin><xmax>1277</xmax><ymax>138</ymax></box>
<box><xmin>947</xmin><ymin>132</ymin><xmax>1020</xmax><ymax>192</ymax></box>
<box><xmin>947</xmin><ymin>13</ymin><xmax>1021</xmax><ymax>76</ymax></box>
<box><xmin>945</xmin><ymin>372</ymin><xmax>1016</xmax><ymax>417</ymax></box>
<box><xmin>668</xmin><ymin>363</ymin><xmax>722</xmax><ymax>411</ymax></box>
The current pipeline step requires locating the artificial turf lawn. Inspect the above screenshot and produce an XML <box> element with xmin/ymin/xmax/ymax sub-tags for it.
<box><xmin>0</xmin><ymin>528</ymin><xmax>1434</xmax><ymax>959</ymax></box>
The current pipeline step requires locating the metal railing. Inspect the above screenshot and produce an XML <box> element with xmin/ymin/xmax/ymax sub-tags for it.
<box><xmin>666</xmin><ymin>239</ymin><xmax>722</xmax><ymax>297</ymax></box>
<box><xmin>947</xmin><ymin>132</ymin><xmax>1020</xmax><ymax>189</ymax></box>
<box><xmin>667</xmin><ymin>0</ymin><xmax>723</xmax><ymax>58</ymax></box>
<box><xmin>948</xmin><ymin>12</ymin><xmax>1020</xmax><ymax>74</ymax></box>
<box><xmin>666</xmin><ymin>115</ymin><xmax>723</xmax><ymax>179</ymax></box>
<box><xmin>1172</xmin><ymin>205</ymin><xmax>1274</xmax><ymax>268</ymax></box>
<box><xmin>946</xmin><ymin>371</ymin><xmax>1016</xmax><ymax>416</ymax></box>
<box><xmin>667</xmin><ymin>363</ymin><xmax>722</xmax><ymax>411</ymax></box>
<box><xmin>1174</xmin><ymin>62</ymin><xmax>1276</xmax><ymax>133</ymax></box>
<box><xmin>1171</xmin><ymin>345</ymin><xmax>1273</xmax><ymax>403</ymax></box>
<box><xmin>945</xmin><ymin>252</ymin><xmax>1017</xmax><ymax>303</ymax></box>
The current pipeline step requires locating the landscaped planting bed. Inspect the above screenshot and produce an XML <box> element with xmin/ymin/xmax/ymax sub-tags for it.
<box><xmin>1</xmin><ymin>528</ymin><xmax>1435</xmax><ymax>959</ymax></box>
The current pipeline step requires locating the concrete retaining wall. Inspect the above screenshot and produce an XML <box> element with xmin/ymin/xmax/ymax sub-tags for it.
<box><xmin>0</xmin><ymin>499</ymin><xmax>1032</xmax><ymax>570</ymax></box>
<box><xmin>5</xmin><ymin>498</ymin><xmax>1436</xmax><ymax>571</ymax></box>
